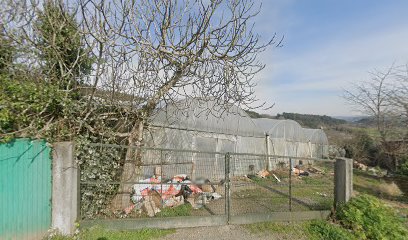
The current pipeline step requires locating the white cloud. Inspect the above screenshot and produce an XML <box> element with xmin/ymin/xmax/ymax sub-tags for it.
<box><xmin>253</xmin><ymin>23</ymin><xmax>408</xmax><ymax>116</ymax></box>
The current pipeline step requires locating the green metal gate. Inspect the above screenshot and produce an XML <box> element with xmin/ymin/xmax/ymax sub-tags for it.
<box><xmin>0</xmin><ymin>139</ymin><xmax>52</xmax><ymax>240</ymax></box>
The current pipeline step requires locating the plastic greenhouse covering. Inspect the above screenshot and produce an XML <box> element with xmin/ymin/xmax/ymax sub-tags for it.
<box><xmin>142</xmin><ymin>99</ymin><xmax>329</xmax><ymax>177</ymax></box>
<box><xmin>303</xmin><ymin>128</ymin><xmax>329</xmax><ymax>159</ymax></box>
<box><xmin>303</xmin><ymin>128</ymin><xmax>329</xmax><ymax>144</ymax></box>
<box><xmin>150</xmin><ymin>98</ymin><xmax>262</xmax><ymax>137</ymax></box>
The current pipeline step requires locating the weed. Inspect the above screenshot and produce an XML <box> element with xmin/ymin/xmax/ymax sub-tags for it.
<box><xmin>336</xmin><ymin>194</ymin><xmax>408</xmax><ymax>239</ymax></box>
<box><xmin>49</xmin><ymin>226</ymin><xmax>174</xmax><ymax>240</ymax></box>
<box><xmin>307</xmin><ymin>220</ymin><xmax>355</xmax><ymax>240</ymax></box>
<box><xmin>378</xmin><ymin>182</ymin><xmax>403</xmax><ymax>197</ymax></box>
<box><xmin>155</xmin><ymin>204</ymin><xmax>192</xmax><ymax>217</ymax></box>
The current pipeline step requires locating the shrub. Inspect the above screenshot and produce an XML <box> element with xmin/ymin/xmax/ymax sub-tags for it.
<box><xmin>336</xmin><ymin>194</ymin><xmax>408</xmax><ymax>239</ymax></box>
<box><xmin>307</xmin><ymin>220</ymin><xmax>355</xmax><ymax>240</ymax></box>
<box><xmin>397</xmin><ymin>160</ymin><xmax>408</xmax><ymax>176</ymax></box>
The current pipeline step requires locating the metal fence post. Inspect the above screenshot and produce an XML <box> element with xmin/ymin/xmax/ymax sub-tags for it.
<box><xmin>160</xmin><ymin>149</ymin><xmax>163</xmax><ymax>209</ymax></box>
<box><xmin>77</xmin><ymin>144</ymin><xmax>81</xmax><ymax>223</ymax></box>
<box><xmin>225</xmin><ymin>153</ymin><xmax>231</xmax><ymax>223</ymax></box>
<box><xmin>289</xmin><ymin>158</ymin><xmax>292</xmax><ymax>212</ymax></box>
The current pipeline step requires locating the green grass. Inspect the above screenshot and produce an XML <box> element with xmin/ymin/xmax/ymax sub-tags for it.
<box><xmin>50</xmin><ymin>227</ymin><xmax>175</xmax><ymax>240</ymax></box>
<box><xmin>244</xmin><ymin>220</ymin><xmax>354</xmax><ymax>240</ymax></box>
<box><xmin>354</xmin><ymin>170</ymin><xmax>407</xmax><ymax>203</ymax></box>
<box><xmin>155</xmin><ymin>204</ymin><xmax>192</xmax><ymax>217</ymax></box>
<box><xmin>307</xmin><ymin>220</ymin><xmax>356</xmax><ymax>240</ymax></box>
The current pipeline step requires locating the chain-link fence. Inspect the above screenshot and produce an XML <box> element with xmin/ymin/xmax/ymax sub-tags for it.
<box><xmin>229</xmin><ymin>153</ymin><xmax>334</xmax><ymax>218</ymax></box>
<box><xmin>78</xmin><ymin>143</ymin><xmax>334</xmax><ymax>225</ymax></box>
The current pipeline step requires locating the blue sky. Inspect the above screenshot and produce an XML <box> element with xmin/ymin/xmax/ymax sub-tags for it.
<box><xmin>252</xmin><ymin>0</ymin><xmax>408</xmax><ymax>116</ymax></box>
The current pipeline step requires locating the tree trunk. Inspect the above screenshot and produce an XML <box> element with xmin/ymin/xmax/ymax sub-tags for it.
<box><xmin>110</xmin><ymin>120</ymin><xmax>145</xmax><ymax>210</ymax></box>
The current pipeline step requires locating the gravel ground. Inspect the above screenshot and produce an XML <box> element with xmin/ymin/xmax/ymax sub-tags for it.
<box><xmin>159</xmin><ymin>225</ymin><xmax>269</xmax><ymax>240</ymax></box>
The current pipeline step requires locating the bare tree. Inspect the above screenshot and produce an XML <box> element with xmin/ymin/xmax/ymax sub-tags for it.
<box><xmin>344</xmin><ymin>64</ymin><xmax>408</xmax><ymax>170</ymax></box>
<box><xmin>344</xmin><ymin>65</ymin><xmax>394</xmax><ymax>136</ymax></box>
<box><xmin>77</xmin><ymin>0</ymin><xmax>280</xmax><ymax>208</ymax></box>
<box><xmin>1</xmin><ymin>0</ymin><xmax>279</xmax><ymax>209</ymax></box>
<box><xmin>391</xmin><ymin>64</ymin><xmax>408</xmax><ymax>126</ymax></box>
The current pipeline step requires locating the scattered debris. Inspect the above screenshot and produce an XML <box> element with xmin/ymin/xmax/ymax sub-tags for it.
<box><xmin>126</xmin><ymin>174</ymin><xmax>223</xmax><ymax>216</ymax></box>
<box><xmin>354</xmin><ymin>161</ymin><xmax>367</xmax><ymax>171</ymax></box>
<box><xmin>257</xmin><ymin>169</ymin><xmax>270</xmax><ymax>178</ymax></box>
<box><xmin>245</xmin><ymin>174</ymin><xmax>257</xmax><ymax>181</ymax></box>
<box><xmin>272</xmin><ymin>174</ymin><xmax>281</xmax><ymax>183</ymax></box>
<box><xmin>292</xmin><ymin>167</ymin><xmax>304</xmax><ymax>175</ymax></box>
<box><xmin>142</xmin><ymin>196</ymin><xmax>161</xmax><ymax>217</ymax></box>
<box><xmin>308</xmin><ymin>166</ymin><xmax>324</xmax><ymax>174</ymax></box>
<box><xmin>299</xmin><ymin>171</ymin><xmax>310</xmax><ymax>176</ymax></box>
<box><xmin>315</xmin><ymin>192</ymin><xmax>328</xmax><ymax>197</ymax></box>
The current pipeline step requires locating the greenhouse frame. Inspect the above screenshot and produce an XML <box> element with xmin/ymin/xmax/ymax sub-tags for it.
<box><xmin>142</xmin><ymin>98</ymin><xmax>329</xmax><ymax>179</ymax></box>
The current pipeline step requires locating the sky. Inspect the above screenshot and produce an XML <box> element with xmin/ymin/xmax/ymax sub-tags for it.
<box><xmin>252</xmin><ymin>0</ymin><xmax>408</xmax><ymax>116</ymax></box>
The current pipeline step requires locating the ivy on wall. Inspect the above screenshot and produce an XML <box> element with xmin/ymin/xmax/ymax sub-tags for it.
<box><xmin>75</xmin><ymin>135</ymin><xmax>125</xmax><ymax>219</ymax></box>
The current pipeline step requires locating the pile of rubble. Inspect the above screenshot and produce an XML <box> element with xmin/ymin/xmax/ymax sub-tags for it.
<box><xmin>124</xmin><ymin>174</ymin><xmax>223</xmax><ymax>217</ymax></box>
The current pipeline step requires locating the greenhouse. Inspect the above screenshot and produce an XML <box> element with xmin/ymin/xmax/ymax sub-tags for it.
<box><xmin>303</xmin><ymin>128</ymin><xmax>329</xmax><ymax>158</ymax></box>
<box><xmin>142</xmin><ymin>98</ymin><xmax>329</xmax><ymax>179</ymax></box>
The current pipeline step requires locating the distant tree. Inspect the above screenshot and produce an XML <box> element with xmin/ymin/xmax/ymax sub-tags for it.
<box><xmin>390</xmin><ymin>65</ymin><xmax>408</xmax><ymax>129</ymax></box>
<box><xmin>245</xmin><ymin>110</ymin><xmax>262</xmax><ymax>118</ymax></box>
<box><xmin>343</xmin><ymin>65</ymin><xmax>408</xmax><ymax>170</ymax></box>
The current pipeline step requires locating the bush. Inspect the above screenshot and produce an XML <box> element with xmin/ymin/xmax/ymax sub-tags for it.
<box><xmin>0</xmin><ymin>75</ymin><xmax>66</xmax><ymax>141</ymax></box>
<box><xmin>344</xmin><ymin>131</ymin><xmax>378</xmax><ymax>164</ymax></box>
<box><xmin>336</xmin><ymin>194</ymin><xmax>408</xmax><ymax>239</ymax></box>
<box><xmin>397</xmin><ymin>160</ymin><xmax>408</xmax><ymax>176</ymax></box>
<box><xmin>307</xmin><ymin>220</ymin><xmax>355</xmax><ymax>240</ymax></box>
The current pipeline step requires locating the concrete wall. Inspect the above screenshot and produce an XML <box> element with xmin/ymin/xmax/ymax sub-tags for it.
<box><xmin>52</xmin><ymin>142</ymin><xmax>78</xmax><ymax>235</ymax></box>
<box><xmin>334</xmin><ymin>157</ymin><xmax>353</xmax><ymax>206</ymax></box>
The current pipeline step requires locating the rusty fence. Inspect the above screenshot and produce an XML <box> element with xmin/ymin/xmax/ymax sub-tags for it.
<box><xmin>79</xmin><ymin>143</ymin><xmax>334</xmax><ymax>229</ymax></box>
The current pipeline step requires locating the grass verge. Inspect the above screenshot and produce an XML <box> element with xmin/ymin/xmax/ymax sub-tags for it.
<box><xmin>243</xmin><ymin>220</ymin><xmax>354</xmax><ymax>240</ymax></box>
<box><xmin>49</xmin><ymin>227</ymin><xmax>175</xmax><ymax>240</ymax></box>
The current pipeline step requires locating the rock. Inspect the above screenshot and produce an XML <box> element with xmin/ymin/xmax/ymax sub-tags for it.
<box><xmin>142</xmin><ymin>196</ymin><xmax>161</xmax><ymax>217</ymax></box>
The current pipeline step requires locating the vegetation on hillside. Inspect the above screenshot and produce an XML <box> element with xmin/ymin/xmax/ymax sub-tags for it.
<box><xmin>276</xmin><ymin>112</ymin><xmax>347</xmax><ymax>128</ymax></box>
<box><xmin>245</xmin><ymin>110</ymin><xmax>347</xmax><ymax>128</ymax></box>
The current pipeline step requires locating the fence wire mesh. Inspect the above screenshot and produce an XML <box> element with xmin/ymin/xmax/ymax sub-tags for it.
<box><xmin>229</xmin><ymin>154</ymin><xmax>334</xmax><ymax>216</ymax></box>
<box><xmin>79</xmin><ymin>144</ymin><xmax>226</xmax><ymax>220</ymax></box>
<box><xmin>78</xmin><ymin>143</ymin><xmax>334</xmax><ymax>222</ymax></box>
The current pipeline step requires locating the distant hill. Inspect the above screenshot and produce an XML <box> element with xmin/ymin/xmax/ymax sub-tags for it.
<box><xmin>276</xmin><ymin>112</ymin><xmax>347</xmax><ymax>128</ymax></box>
<box><xmin>355</xmin><ymin>117</ymin><xmax>376</xmax><ymax>126</ymax></box>
<box><xmin>332</xmin><ymin>116</ymin><xmax>368</xmax><ymax>123</ymax></box>
<box><xmin>245</xmin><ymin>110</ymin><xmax>275</xmax><ymax>119</ymax></box>
<box><xmin>245</xmin><ymin>111</ymin><xmax>347</xmax><ymax>128</ymax></box>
